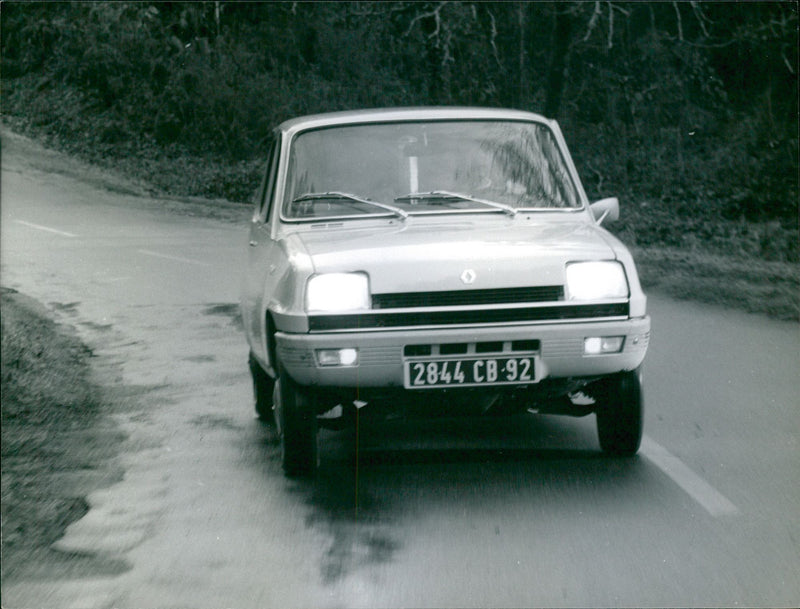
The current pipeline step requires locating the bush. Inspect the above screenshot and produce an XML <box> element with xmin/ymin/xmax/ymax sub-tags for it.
<box><xmin>1</xmin><ymin>1</ymin><xmax>796</xmax><ymax>234</ymax></box>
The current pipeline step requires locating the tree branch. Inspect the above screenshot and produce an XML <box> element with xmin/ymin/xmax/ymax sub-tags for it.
<box><xmin>403</xmin><ymin>2</ymin><xmax>447</xmax><ymax>40</ymax></box>
<box><xmin>583</xmin><ymin>1</ymin><xmax>602</xmax><ymax>42</ymax></box>
<box><xmin>673</xmin><ymin>2</ymin><xmax>684</xmax><ymax>42</ymax></box>
<box><xmin>783</xmin><ymin>50</ymin><xmax>796</xmax><ymax>75</ymax></box>
<box><xmin>690</xmin><ymin>1</ymin><xmax>711</xmax><ymax>38</ymax></box>
<box><xmin>487</xmin><ymin>7</ymin><xmax>501</xmax><ymax>68</ymax></box>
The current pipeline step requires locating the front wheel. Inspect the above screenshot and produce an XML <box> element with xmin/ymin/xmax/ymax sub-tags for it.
<box><xmin>249</xmin><ymin>353</ymin><xmax>275</xmax><ymax>423</ymax></box>
<box><xmin>273</xmin><ymin>364</ymin><xmax>319</xmax><ymax>477</ymax></box>
<box><xmin>594</xmin><ymin>368</ymin><xmax>644</xmax><ymax>456</ymax></box>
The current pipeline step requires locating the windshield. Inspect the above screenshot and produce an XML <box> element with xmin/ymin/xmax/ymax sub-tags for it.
<box><xmin>282</xmin><ymin>120</ymin><xmax>581</xmax><ymax>221</ymax></box>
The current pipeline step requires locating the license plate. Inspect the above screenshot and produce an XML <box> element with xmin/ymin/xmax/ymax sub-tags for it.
<box><xmin>404</xmin><ymin>356</ymin><xmax>536</xmax><ymax>389</ymax></box>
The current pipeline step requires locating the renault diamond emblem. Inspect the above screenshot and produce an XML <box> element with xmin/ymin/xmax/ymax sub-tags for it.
<box><xmin>460</xmin><ymin>269</ymin><xmax>476</xmax><ymax>284</ymax></box>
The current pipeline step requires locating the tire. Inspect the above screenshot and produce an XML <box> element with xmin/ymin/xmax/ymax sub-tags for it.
<box><xmin>249</xmin><ymin>353</ymin><xmax>275</xmax><ymax>423</ymax></box>
<box><xmin>274</xmin><ymin>363</ymin><xmax>319</xmax><ymax>477</ymax></box>
<box><xmin>594</xmin><ymin>368</ymin><xmax>644</xmax><ymax>456</ymax></box>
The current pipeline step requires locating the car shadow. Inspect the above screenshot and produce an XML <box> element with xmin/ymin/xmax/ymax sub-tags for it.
<box><xmin>273</xmin><ymin>413</ymin><xmax>649</xmax><ymax>585</ymax></box>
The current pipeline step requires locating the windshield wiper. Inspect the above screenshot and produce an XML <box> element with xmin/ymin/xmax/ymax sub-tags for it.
<box><xmin>394</xmin><ymin>190</ymin><xmax>517</xmax><ymax>216</ymax></box>
<box><xmin>292</xmin><ymin>191</ymin><xmax>408</xmax><ymax>220</ymax></box>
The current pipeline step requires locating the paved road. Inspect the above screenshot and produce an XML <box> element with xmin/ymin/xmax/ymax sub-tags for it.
<box><xmin>2</xmin><ymin>131</ymin><xmax>799</xmax><ymax>608</ymax></box>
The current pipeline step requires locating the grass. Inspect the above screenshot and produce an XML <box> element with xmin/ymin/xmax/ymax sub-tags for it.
<box><xmin>634</xmin><ymin>247</ymin><xmax>799</xmax><ymax>321</ymax></box>
<box><xmin>1</xmin><ymin>288</ymin><xmax>128</xmax><ymax>581</ymax></box>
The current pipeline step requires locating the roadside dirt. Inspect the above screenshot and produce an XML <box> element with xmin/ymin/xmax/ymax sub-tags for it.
<box><xmin>0</xmin><ymin>126</ymin><xmax>248</xmax><ymax>226</ymax></box>
<box><xmin>1</xmin><ymin>288</ymin><xmax>131</xmax><ymax>582</ymax></box>
<box><xmin>1</xmin><ymin>127</ymin><xmax>254</xmax><ymax>600</ymax></box>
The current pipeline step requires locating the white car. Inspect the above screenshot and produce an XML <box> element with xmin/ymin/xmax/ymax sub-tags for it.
<box><xmin>241</xmin><ymin>107</ymin><xmax>650</xmax><ymax>476</ymax></box>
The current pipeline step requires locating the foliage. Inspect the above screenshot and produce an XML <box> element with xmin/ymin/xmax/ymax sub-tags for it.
<box><xmin>2</xmin><ymin>1</ymin><xmax>797</xmax><ymax>238</ymax></box>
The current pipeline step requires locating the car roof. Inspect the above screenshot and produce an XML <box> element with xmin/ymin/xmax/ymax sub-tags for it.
<box><xmin>276</xmin><ymin>107</ymin><xmax>556</xmax><ymax>136</ymax></box>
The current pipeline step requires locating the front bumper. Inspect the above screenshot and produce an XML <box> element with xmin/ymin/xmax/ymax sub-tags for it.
<box><xmin>275</xmin><ymin>317</ymin><xmax>650</xmax><ymax>388</ymax></box>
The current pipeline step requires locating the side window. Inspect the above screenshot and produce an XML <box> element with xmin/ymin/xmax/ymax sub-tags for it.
<box><xmin>259</xmin><ymin>137</ymin><xmax>281</xmax><ymax>222</ymax></box>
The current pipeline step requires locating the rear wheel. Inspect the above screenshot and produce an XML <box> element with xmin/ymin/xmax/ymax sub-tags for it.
<box><xmin>274</xmin><ymin>364</ymin><xmax>319</xmax><ymax>477</ymax></box>
<box><xmin>594</xmin><ymin>368</ymin><xmax>643</xmax><ymax>456</ymax></box>
<box><xmin>248</xmin><ymin>353</ymin><xmax>275</xmax><ymax>423</ymax></box>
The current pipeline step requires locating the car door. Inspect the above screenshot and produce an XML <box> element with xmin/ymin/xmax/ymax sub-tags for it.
<box><xmin>242</xmin><ymin>136</ymin><xmax>281</xmax><ymax>368</ymax></box>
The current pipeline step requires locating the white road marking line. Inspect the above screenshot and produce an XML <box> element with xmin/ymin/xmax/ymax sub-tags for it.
<box><xmin>137</xmin><ymin>249</ymin><xmax>210</xmax><ymax>267</ymax></box>
<box><xmin>641</xmin><ymin>435</ymin><xmax>739</xmax><ymax>517</ymax></box>
<box><xmin>15</xmin><ymin>220</ymin><xmax>77</xmax><ymax>238</ymax></box>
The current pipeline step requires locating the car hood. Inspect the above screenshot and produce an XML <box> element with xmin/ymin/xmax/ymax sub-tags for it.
<box><xmin>288</xmin><ymin>218</ymin><xmax>616</xmax><ymax>295</ymax></box>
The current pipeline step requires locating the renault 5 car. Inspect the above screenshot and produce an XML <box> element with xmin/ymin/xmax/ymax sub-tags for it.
<box><xmin>240</xmin><ymin>107</ymin><xmax>650</xmax><ymax>476</ymax></box>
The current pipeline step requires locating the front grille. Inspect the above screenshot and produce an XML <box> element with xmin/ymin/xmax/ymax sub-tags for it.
<box><xmin>372</xmin><ymin>286</ymin><xmax>564</xmax><ymax>309</ymax></box>
<box><xmin>309</xmin><ymin>302</ymin><xmax>629</xmax><ymax>331</ymax></box>
<box><xmin>403</xmin><ymin>340</ymin><xmax>541</xmax><ymax>357</ymax></box>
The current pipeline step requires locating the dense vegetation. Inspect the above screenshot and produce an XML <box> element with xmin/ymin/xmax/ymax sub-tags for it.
<box><xmin>2</xmin><ymin>2</ymin><xmax>798</xmax><ymax>266</ymax></box>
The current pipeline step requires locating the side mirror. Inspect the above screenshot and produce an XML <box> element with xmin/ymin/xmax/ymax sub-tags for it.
<box><xmin>590</xmin><ymin>197</ymin><xmax>619</xmax><ymax>225</ymax></box>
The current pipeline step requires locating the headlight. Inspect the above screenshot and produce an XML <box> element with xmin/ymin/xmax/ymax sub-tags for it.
<box><xmin>565</xmin><ymin>261</ymin><xmax>628</xmax><ymax>300</ymax></box>
<box><xmin>306</xmin><ymin>273</ymin><xmax>370</xmax><ymax>312</ymax></box>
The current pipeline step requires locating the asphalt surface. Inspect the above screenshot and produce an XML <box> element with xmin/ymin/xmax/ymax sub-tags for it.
<box><xmin>2</xmin><ymin>131</ymin><xmax>799</xmax><ymax>608</ymax></box>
